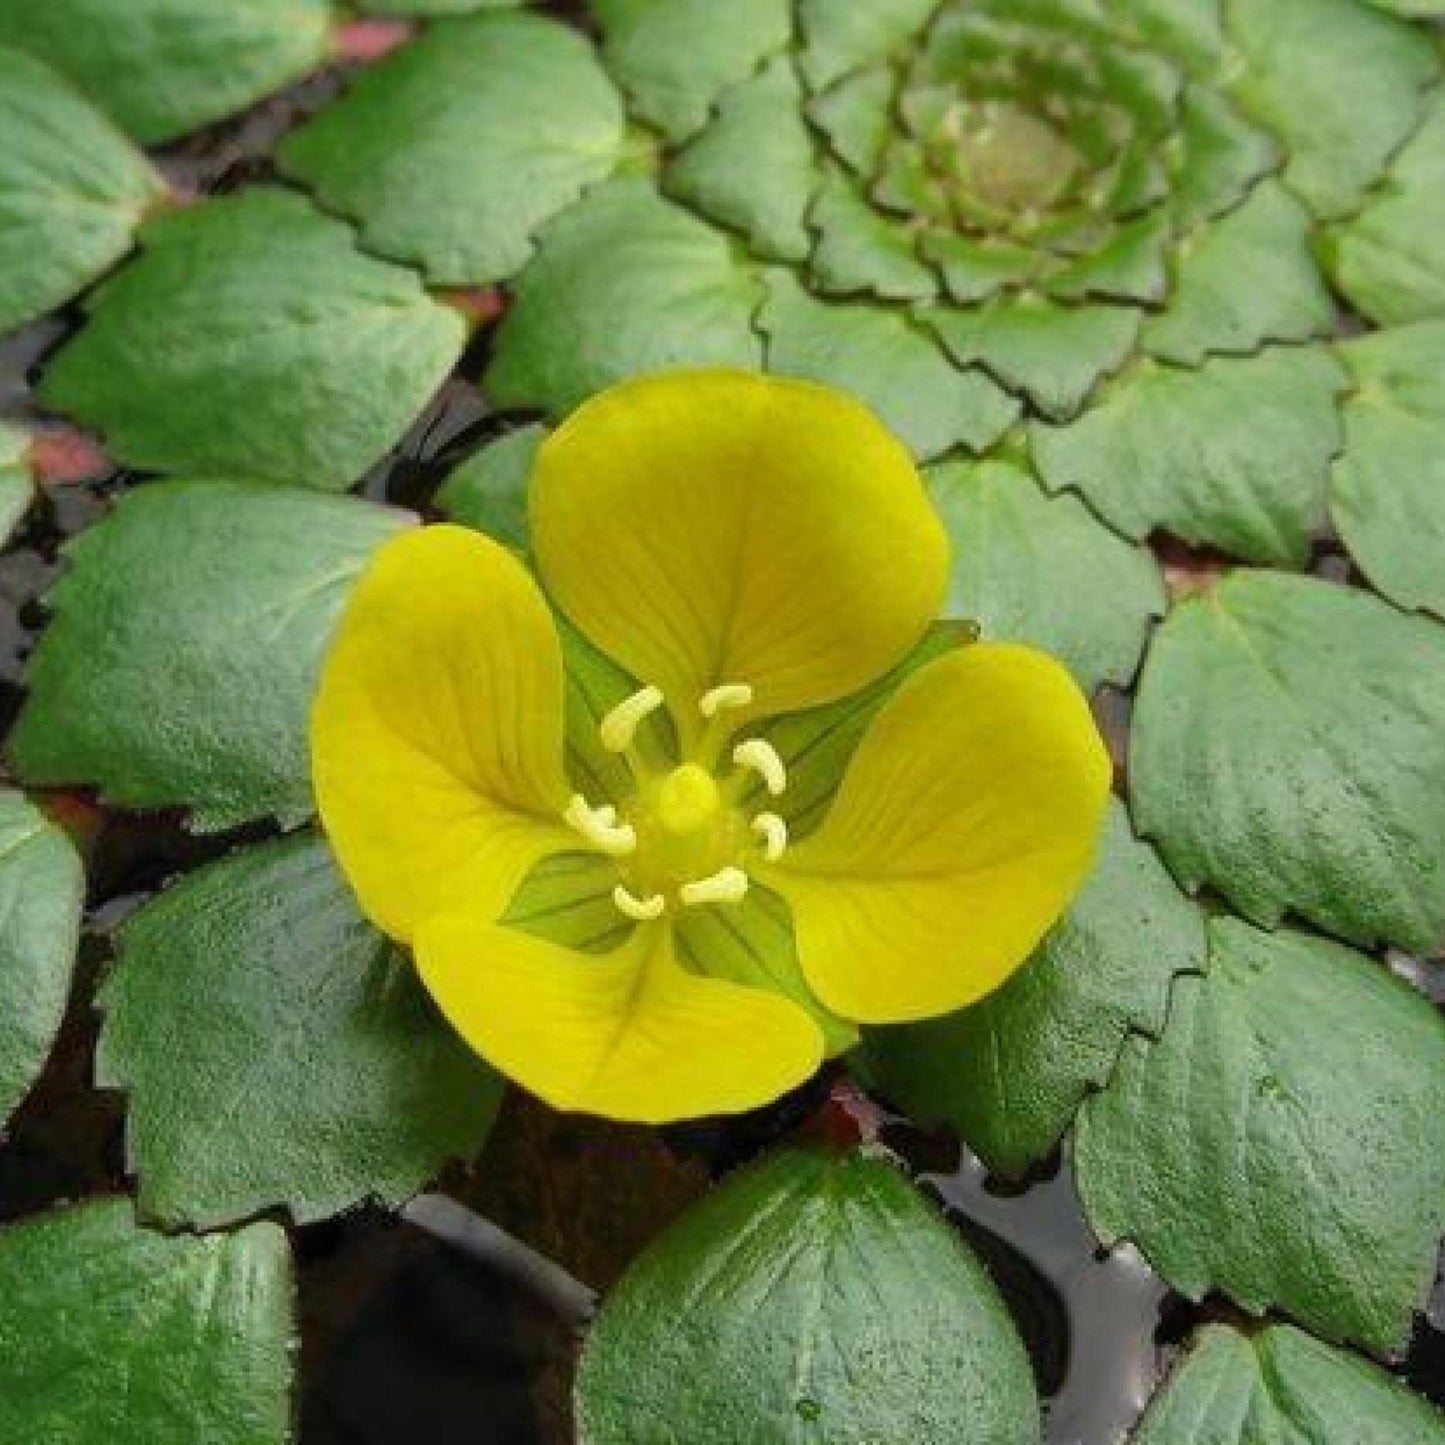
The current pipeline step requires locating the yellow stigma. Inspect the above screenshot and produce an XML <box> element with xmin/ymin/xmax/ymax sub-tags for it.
<box><xmin>654</xmin><ymin>763</ymin><xmax>721</xmax><ymax>836</ymax></box>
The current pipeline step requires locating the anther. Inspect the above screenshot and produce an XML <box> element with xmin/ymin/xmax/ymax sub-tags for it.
<box><xmin>699</xmin><ymin>682</ymin><xmax>753</xmax><ymax>719</ymax></box>
<box><xmin>600</xmin><ymin>684</ymin><xmax>664</xmax><ymax>754</ymax></box>
<box><xmin>752</xmin><ymin>812</ymin><xmax>788</xmax><ymax>862</ymax></box>
<box><xmin>563</xmin><ymin>794</ymin><xmax>637</xmax><ymax>857</ymax></box>
<box><xmin>613</xmin><ymin>884</ymin><xmax>665</xmax><ymax>921</ymax></box>
<box><xmin>679</xmin><ymin>866</ymin><xmax>750</xmax><ymax>907</ymax></box>
<box><xmin>732</xmin><ymin>738</ymin><xmax>787</xmax><ymax>797</ymax></box>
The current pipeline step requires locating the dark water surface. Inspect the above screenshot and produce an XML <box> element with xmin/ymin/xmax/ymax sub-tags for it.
<box><xmin>3</xmin><ymin>35</ymin><xmax>1445</xmax><ymax>1445</ymax></box>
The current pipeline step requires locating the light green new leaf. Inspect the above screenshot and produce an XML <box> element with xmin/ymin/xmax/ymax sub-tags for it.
<box><xmin>0</xmin><ymin>424</ymin><xmax>33</xmax><ymax>546</ymax></box>
<box><xmin>576</xmin><ymin>1148</ymin><xmax>1040</xmax><ymax>1444</ymax></box>
<box><xmin>1225</xmin><ymin>0</ymin><xmax>1438</xmax><ymax>219</ymax></box>
<box><xmin>1134</xmin><ymin>1323</ymin><xmax>1445</xmax><ymax>1444</ymax></box>
<box><xmin>925</xmin><ymin>459</ymin><xmax>1165</xmax><ymax>694</ymax></box>
<box><xmin>0</xmin><ymin>1199</ymin><xmax>293</xmax><ymax>1444</ymax></box>
<box><xmin>39</xmin><ymin>189</ymin><xmax>466</xmax><ymax>490</ymax></box>
<box><xmin>667</xmin><ymin>57</ymin><xmax>821</xmax><ymax>264</ymax></box>
<box><xmin>1031</xmin><ymin>348</ymin><xmax>1347</xmax><ymax>566</ymax></box>
<box><xmin>1076</xmin><ymin>918</ymin><xmax>1445</xmax><ymax>1354</ymax></box>
<box><xmin>924</xmin><ymin>296</ymin><xmax>1141</xmax><ymax>422</ymax></box>
<box><xmin>1130</xmin><ymin>570</ymin><xmax>1445</xmax><ymax>954</ymax></box>
<box><xmin>0</xmin><ymin>792</ymin><xmax>83</xmax><ymax>1131</ymax></box>
<box><xmin>437</xmin><ymin>423</ymin><xmax>548</xmax><ymax>549</ymax></box>
<box><xmin>1324</xmin><ymin>91</ymin><xmax>1445</xmax><ymax>327</ymax></box>
<box><xmin>591</xmin><ymin>0</ymin><xmax>791</xmax><ymax>141</ymax></box>
<box><xmin>1144</xmin><ymin>180</ymin><xmax>1335</xmax><ymax>365</ymax></box>
<box><xmin>0</xmin><ymin>0</ymin><xmax>332</xmax><ymax>145</ymax></box>
<box><xmin>1332</xmin><ymin>321</ymin><xmax>1445</xmax><ymax>620</ymax></box>
<box><xmin>859</xmin><ymin>802</ymin><xmax>1203</xmax><ymax>1177</ymax></box>
<box><xmin>8</xmin><ymin>481</ymin><xmax>410</xmax><ymax>832</ymax></box>
<box><xmin>280</xmin><ymin>13</ymin><xmax>624</xmax><ymax>287</ymax></box>
<box><xmin>0</xmin><ymin>47</ymin><xmax>164</xmax><ymax>338</ymax></box>
<box><xmin>484</xmin><ymin>178</ymin><xmax>763</xmax><ymax>417</ymax></box>
<box><xmin>807</xmin><ymin>170</ymin><xmax>937</xmax><ymax>301</ymax></box>
<box><xmin>99</xmin><ymin>833</ymin><xmax>503</xmax><ymax>1229</ymax></box>
<box><xmin>797</xmin><ymin>0</ymin><xmax>941</xmax><ymax>90</ymax></box>
<box><xmin>760</xmin><ymin>270</ymin><xmax>1019</xmax><ymax>461</ymax></box>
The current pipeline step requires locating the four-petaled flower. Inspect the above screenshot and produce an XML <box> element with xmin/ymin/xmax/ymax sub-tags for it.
<box><xmin>311</xmin><ymin>370</ymin><xmax>1110</xmax><ymax>1122</ymax></box>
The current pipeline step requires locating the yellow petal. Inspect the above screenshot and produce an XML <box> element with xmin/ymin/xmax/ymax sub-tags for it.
<box><xmin>771</xmin><ymin>644</ymin><xmax>1112</xmax><ymax>1024</ymax></box>
<box><xmin>530</xmin><ymin>370</ymin><xmax>948</xmax><ymax>736</ymax></box>
<box><xmin>311</xmin><ymin>524</ymin><xmax>574</xmax><ymax>943</ymax></box>
<box><xmin>415</xmin><ymin>918</ymin><xmax>824</xmax><ymax>1123</ymax></box>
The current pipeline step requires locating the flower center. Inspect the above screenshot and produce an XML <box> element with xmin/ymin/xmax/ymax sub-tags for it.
<box><xmin>562</xmin><ymin>682</ymin><xmax>790</xmax><ymax>922</ymax></box>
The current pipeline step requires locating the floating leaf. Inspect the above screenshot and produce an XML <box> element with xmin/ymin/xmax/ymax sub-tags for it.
<box><xmin>760</xmin><ymin>270</ymin><xmax>1019</xmax><ymax>461</ymax></box>
<box><xmin>1076</xmin><ymin>918</ymin><xmax>1445</xmax><ymax>1354</ymax></box>
<box><xmin>576</xmin><ymin>1147</ymin><xmax>1040</xmax><ymax>1443</ymax></box>
<box><xmin>0</xmin><ymin>424</ymin><xmax>33</xmax><ymax>546</ymax></box>
<box><xmin>0</xmin><ymin>1199</ymin><xmax>293</xmax><ymax>1443</ymax></box>
<box><xmin>39</xmin><ymin>188</ymin><xmax>466</xmax><ymax>490</ymax></box>
<box><xmin>0</xmin><ymin>791</ymin><xmax>83</xmax><ymax>1130</ymax></box>
<box><xmin>436</xmin><ymin>424</ymin><xmax>547</xmax><ymax>549</ymax></box>
<box><xmin>1324</xmin><ymin>91</ymin><xmax>1445</xmax><ymax>326</ymax></box>
<box><xmin>99</xmin><ymin>833</ymin><xmax>503</xmax><ymax>1229</ymax></box>
<box><xmin>1225</xmin><ymin>0</ymin><xmax>1438</xmax><ymax>219</ymax></box>
<box><xmin>1143</xmin><ymin>180</ymin><xmax>1335</xmax><ymax>365</ymax></box>
<box><xmin>860</xmin><ymin>802</ymin><xmax>1202</xmax><ymax>1176</ymax></box>
<box><xmin>1134</xmin><ymin>1323</ymin><xmax>1445</xmax><ymax>1444</ymax></box>
<box><xmin>484</xmin><ymin>178</ymin><xmax>763</xmax><ymax>417</ymax></box>
<box><xmin>1129</xmin><ymin>570</ymin><xmax>1445</xmax><ymax>954</ymax></box>
<box><xmin>1031</xmin><ymin>349</ymin><xmax>1347</xmax><ymax>566</ymax></box>
<box><xmin>0</xmin><ymin>46</ymin><xmax>164</xmax><ymax>337</ymax></box>
<box><xmin>1331</xmin><ymin>323</ymin><xmax>1445</xmax><ymax>620</ymax></box>
<box><xmin>591</xmin><ymin>0</ymin><xmax>791</xmax><ymax>141</ymax></box>
<box><xmin>8</xmin><ymin>481</ymin><xmax>410</xmax><ymax>832</ymax></box>
<box><xmin>0</xmin><ymin>0</ymin><xmax>333</xmax><ymax>144</ymax></box>
<box><xmin>925</xmin><ymin>458</ymin><xmax>1165</xmax><ymax>694</ymax></box>
<box><xmin>280</xmin><ymin>12</ymin><xmax>625</xmax><ymax>287</ymax></box>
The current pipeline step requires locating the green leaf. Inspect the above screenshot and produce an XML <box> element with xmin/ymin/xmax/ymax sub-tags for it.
<box><xmin>357</xmin><ymin>0</ymin><xmax>528</xmax><ymax>11</ymax></box>
<box><xmin>0</xmin><ymin>0</ymin><xmax>332</xmax><ymax>145</ymax></box>
<box><xmin>1225</xmin><ymin>0</ymin><xmax>1438</xmax><ymax>220</ymax></box>
<box><xmin>759</xmin><ymin>269</ymin><xmax>1019</xmax><ymax>461</ymax></box>
<box><xmin>0</xmin><ymin>423</ymin><xmax>33</xmax><ymax>545</ymax></box>
<box><xmin>9</xmin><ymin>481</ymin><xmax>410</xmax><ymax>832</ymax></box>
<box><xmin>859</xmin><ymin>801</ymin><xmax>1203</xmax><ymax>1177</ymax></box>
<box><xmin>99</xmin><ymin>832</ymin><xmax>502</xmax><ymax>1229</ymax></box>
<box><xmin>39</xmin><ymin>189</ymin><xmax>466</xmax><ymax>490</ymax></box>
<box><xmin>436</xmin><ymin>423</ymin><xmax>547</xmax><ymax>548</ymax></box>
<box><xmin>280</xmin><ymin>13</ymin><xmax>624</xmax><ymax>287</ymax></box>
<box><xmin>1332</xmin><ymin>322</ymin><xmax>1445</xmax><ymax>619</ymax></box>
<box><xmin>1133</xmin><ymin>1323</ymin><xmax>1445</xmax><ymax>1444</ymax></box>
<box><xmin>1076</xmin><ymin>917</ymin><xmax>1445</xmax><ymax>1354</ymax></box>
<box><xmin>591</xmin><ymin>0</ymin><xmax>791</xmax><ymax>141</ymax></box>
<box><xmin>1144</xmin><ymin>180</ymin><xmax>1335</xmax><ymax>365</ymax></box>
<box><xmin>1043</xmin><ymin>212</ymin><xmax>1171</xmax><ymax>305</ymax></box>
<box><xmin>806</xmin><ymin>169</ymin><xmax>937</xmax><ymax>302</ymax></box>
<box><xmin>666</xmin><ymin>57</ymin><xmax>821</xmax><ymax>264</ymax></box>
<box><xmin>1362</xmin><ymin>0</ymin><xmax>1445</xmax><ymax>11</ymax></box>
<box><xmin>1168</xmin><ymin>86</ymin><xmax>1278</xmax><ymax>225</ymax></box>
<box><xmin>1323</xmin><ymin>91</ymin><xmax>1445</xmax><ymax>327</ymax></box>
<box><xmin>576</xmin><ymin>1147</ymin><xmax>1040</xmax><ymax>1444</ymax></box>
<box><xmin>923</xmin><ymin>295</ymin><xmax>1141</xmax><ymax>422</ymax></box>
<box><xmin>0</xmin><ymin>791</ymin><xmax>83</xmax><ymax>1130</ymax></box>
<box><xmin>0</xmin><ymin>1199</ymin><xmax>293</xmax><ymax>1443</ymax></box>
<box><xmin>797</xmin><ymin>0</ymin><xmax>940</xmax><ymax>91</ymax></box>
<box><xmin>925</xmin><ymin>458</ymin><xmax>1165</xmax><ymax>693</ymax></box>
<box><xmin>484</xmin><ymin>177</ymin><xmax>763</xmax><ymax>417</ymax></box>
<box><xmin>0</xmin><ymin>47</ymin><xmax>164</xmax><ymax>337</ymax></box>
<box><xmin>1129</xmin><ymin>570</ymin><xmax>1445</xmax><ymax>954</ymax></box>
<box><xmin>1030</xmin><ymin>348</ymin><xmax>1347</xmax><ymax>565</ymax></box>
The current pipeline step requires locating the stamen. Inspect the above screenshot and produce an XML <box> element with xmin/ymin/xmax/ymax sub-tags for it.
<box><xmin>563</xmin><ymin>794</ymin><xmax>637</xmax><ymax>857</ymax></box>
<box><xmin>752</xmin><ymin>812</ymin><xmax>788</xmax><ymax>862</ymax></box>
<box><xmin>699</xmin><ymin>682</ymin><xmax>753</xmax><ymax>719</ymax></box>
<box><xmin>600</xmin><ymin>684</ymin><xmax>664</xmax><ymax>754</ymax></box>
<box><xmin>679</xmin><ymin>866</ymin><xmax>750</xmax><ymax>907</ymax></box>
<box><xmin>732</xmin><ymin>738</ymin><xmax>787</xmax><ymax>797</ymax></box>
<box><xmin>613</xmin><ymin>884</ymin><xmax>665</xmax><ymax>921</ymax></box>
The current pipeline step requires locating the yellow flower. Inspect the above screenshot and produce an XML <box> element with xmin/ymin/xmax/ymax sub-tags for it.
<box><xmin>311</xmin><ymin>370</ymin><xmax>1110</xmax><ymax>1123</ymax></box>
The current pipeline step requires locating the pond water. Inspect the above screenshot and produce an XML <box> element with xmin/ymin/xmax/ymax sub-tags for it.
<box><xmin>3</xmin><ymin>44</ymin><xmax>1445</xmax><ymax>1445</ymax></box>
